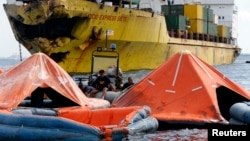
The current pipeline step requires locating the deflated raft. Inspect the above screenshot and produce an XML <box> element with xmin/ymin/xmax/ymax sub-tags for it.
<box><xmin>0</xmin><ymin>105</ymin><xmax>158</xmax><ymax>141</ymax></box>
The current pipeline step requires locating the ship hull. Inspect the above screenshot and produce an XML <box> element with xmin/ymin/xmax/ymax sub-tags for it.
<box><xmin>3</xmin><ymin>0</ymin><xmax>240</xmax><ymax>73</ymax></box>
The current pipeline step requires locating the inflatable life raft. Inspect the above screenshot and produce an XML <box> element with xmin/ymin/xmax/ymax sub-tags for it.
<box><xmin>94</xmin><ymin>91</ymin><xmax>121</xmax><ymax>103</ymax></box>
<box><xmin>229</xmin><ymin>102</ymin><xmax>250</xmax><ymax>125</ymax></box>
<box><xmin>0</xmin><ymin>105</ymin><xmax>158</xmax><ymax>141</ymax></box>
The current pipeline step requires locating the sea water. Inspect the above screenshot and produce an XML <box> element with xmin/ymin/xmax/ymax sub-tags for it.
<box><xmin>0</xmin><ymin>54</ymin><xmax>250</xmax><ymax>140</ymax></box>
<box><xmin>215</xmin><ymin>54</ymin><xmax>250</xmax><ymax>91</ymax></box>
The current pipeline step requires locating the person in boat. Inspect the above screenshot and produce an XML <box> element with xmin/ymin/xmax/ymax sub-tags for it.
<box><xmin>122</xmin><ymin>76</ymin><xmax>135</xmax><ymax>90</ymax></box>
<box><xmin>106</xmin><ymin>65</ymin><xmax>123</xmax><ymax>90</ymax></box>
<box><xmin>88</xmin><ymin>69</ymin><xmax>115</xmax><ymax>99</ymax></box>
<box><xmin>78</xmin><ymin>82</ymin><xmax>95</xmax><ymax>96</ymax></box>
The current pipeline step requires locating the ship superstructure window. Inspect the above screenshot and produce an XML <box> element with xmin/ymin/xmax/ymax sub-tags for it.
<box><xmin>218</xmin><ymin>16</ymin><xmax>224</xmax><ymax>20</ymax></box>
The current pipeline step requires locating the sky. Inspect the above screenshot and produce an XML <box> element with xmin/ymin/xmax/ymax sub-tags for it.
<box><xmin>0</xmin><ymin>0</ymin><xmax>249</xmax><ymax>58</ymax></box>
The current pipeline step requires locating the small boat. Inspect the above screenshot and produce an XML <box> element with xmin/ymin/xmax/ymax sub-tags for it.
<box><xmin>0</xmin><ymin>53</ymin><xmax>158</xmax><ymax>140</ymax></box>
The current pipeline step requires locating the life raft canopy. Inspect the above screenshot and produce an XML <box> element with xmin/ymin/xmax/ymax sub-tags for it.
<box><xmin>0</xmin><ymin>68</ymin><xmax>3</xmax><ymax>74</ymax></box>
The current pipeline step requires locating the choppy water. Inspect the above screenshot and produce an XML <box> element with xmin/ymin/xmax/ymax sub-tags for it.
<box><xmin>1</xmin><ymin>54</ymin><xmax>250</xmax><ymax>140</ymax></box>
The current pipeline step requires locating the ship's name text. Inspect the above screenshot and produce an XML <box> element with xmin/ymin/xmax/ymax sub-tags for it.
<box><xmin>88</xmin><ymin>14</ymin><xmax>128</xmax><ymax>21</ymax></box>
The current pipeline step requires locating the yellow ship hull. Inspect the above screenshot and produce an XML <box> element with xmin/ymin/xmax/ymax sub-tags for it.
<box><xmin>3</xmin><ymin>0</ymin><xmax>240</xmax><ymax>74</ymax></box>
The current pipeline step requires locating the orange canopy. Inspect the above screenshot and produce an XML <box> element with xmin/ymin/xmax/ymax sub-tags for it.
<box><xmin>0</xmin><ymin>68</ymin><xmax>3</xmax><ymax>74</ymax></box>
<box><xmin>112</xmin><ymin>50</ymin><xmax>250</xmax><ymax>124</ymax></box>
<box><xmin>0</xmin><ymin>53</ymin><xmax>109</xmax><ymax>109</ymax></box>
